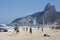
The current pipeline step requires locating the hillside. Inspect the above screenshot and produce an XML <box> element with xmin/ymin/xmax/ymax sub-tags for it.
<box><xmin>11</xmin><ymin>3</ymin><xmax>60</xmax><ymax>24</ymax></box>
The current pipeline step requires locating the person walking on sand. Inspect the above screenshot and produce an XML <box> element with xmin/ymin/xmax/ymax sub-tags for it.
<box><xmin>38</xmin><ymin>26</ymin><xmax>39</xmax><ymax>30</ymax></box>
<box><xmin>26</xmin><ymin>27</ymin><xmax>28</xmax><ymax>31</ymax></box>
<box><xmin>13</xmin><ymin>24</ymin><xmax>19</xmax><ymax>35</ymax></box>
<box><xmin>41</xmin><ymin>27</ymin><xmax>43</xmax><ymax>33</ymax></box>
<box><xmin>30</xmin><ymin>27</ymin><xmax>32</xmax><ymax>34</ymax></box>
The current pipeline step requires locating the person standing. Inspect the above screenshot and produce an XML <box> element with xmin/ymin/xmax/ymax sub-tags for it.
<box><xmin>13</xmin><ymin>24</ymin><xmax>19</xmax><ymax>34</ymax></box>
<box><xmin>41</xmin><ymin>27</ymin><xmax>43</xmax><ymax>33</ymax></box>
<box><xmin>29</xmin><ymin>27</ymin><xmax>32</xmax><ymax>34</ymax></box>
<box><xmin>26</xmin><ymin>27</ymin><xmax>28</xmax><ymax>31</ymax></box>
<box><xmin>38</xmin><ymin>26</ymin><xmax>39</xmax><ymax>30</ymax></box>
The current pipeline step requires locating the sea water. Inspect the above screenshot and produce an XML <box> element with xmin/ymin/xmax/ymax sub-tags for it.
<box><xmin>0</xmin><ymin>23</ymin><xmax>35</xmax><ymax>28</ymax></box>
<box><xmin>0</xmin><ymin>23</ymin><xmax>43</xmax><ymax>28</ymax></box>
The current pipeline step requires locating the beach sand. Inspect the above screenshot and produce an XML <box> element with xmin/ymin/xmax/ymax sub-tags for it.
<box><xmin>0</xmin><ymin>28</ymin><xmax>60</xmax><ymax>40</ymax></box>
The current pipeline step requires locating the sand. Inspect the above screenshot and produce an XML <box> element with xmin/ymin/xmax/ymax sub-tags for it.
<box><xmin>0</xmin><ymin>28</ymin><xmax>60</xmax><ymax>40</ymax></box>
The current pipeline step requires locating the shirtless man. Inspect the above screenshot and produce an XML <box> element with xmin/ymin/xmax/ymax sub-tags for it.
<box><xmin>14</xmin><ymin>25</ymin><xmax>19</xmax><ymax>34</ymax></box>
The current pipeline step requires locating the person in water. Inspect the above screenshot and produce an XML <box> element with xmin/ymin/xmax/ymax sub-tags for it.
<box><xmin>13</xmin><ymin>24</ymin><xmax>19</xmax><ymax>34</ymax></box>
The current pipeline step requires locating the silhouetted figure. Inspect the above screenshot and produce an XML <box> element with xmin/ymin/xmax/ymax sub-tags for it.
<box><xmin>30</xmin><ymin>27</ymin><xmax>32</xmax><ymax>34</ymax></box>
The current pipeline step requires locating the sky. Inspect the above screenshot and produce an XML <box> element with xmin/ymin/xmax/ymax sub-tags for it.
<box><xmin>0</xmin><ymin>0</ymin><xmax>60</xmax><ymax>24</ymax></box>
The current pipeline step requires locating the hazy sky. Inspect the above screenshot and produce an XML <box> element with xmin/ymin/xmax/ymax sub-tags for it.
<box><xmin>0</xmin><ymin>0</ymin><xmax>60</xmax><ymax>24</ymax></box>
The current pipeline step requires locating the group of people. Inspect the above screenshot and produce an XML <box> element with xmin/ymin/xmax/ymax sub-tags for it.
<box><xmin>13</xmin><ymin>24</ymin><xmax>32</xmax><ymax>34</ymax></box>
<box><xmin>13</xmin><ymin>24</ymin><xmax>44</xmax><ymax>35</ymax></box>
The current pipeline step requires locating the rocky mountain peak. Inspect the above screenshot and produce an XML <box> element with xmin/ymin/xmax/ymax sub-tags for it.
<box><xmin>44</xmin><ymin>3</ymin><xmax>52</xmax><ymax>11</ymax></box>
<box><xmin>11</xmin><ymin>3</ymin><xmax>60</xmax><ymax>24</ymax></box>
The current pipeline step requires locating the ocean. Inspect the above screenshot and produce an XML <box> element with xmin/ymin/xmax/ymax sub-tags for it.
<box><xmin>0</xmin><ymin>23</ymin><xmax>36</xmax><ymax>28</ymax></box>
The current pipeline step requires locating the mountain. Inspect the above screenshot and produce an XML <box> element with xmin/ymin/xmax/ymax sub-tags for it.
<box><xmin>11</xmin><ymin>3</ymin><xmax>60</xmax><ymax>24</ymax></box>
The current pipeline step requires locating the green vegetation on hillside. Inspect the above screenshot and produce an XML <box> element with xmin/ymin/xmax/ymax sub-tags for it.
<box><xmin>56</xmin><ymin>26</ymin><xmax>60</xmax><ymax>29</ymax></box>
